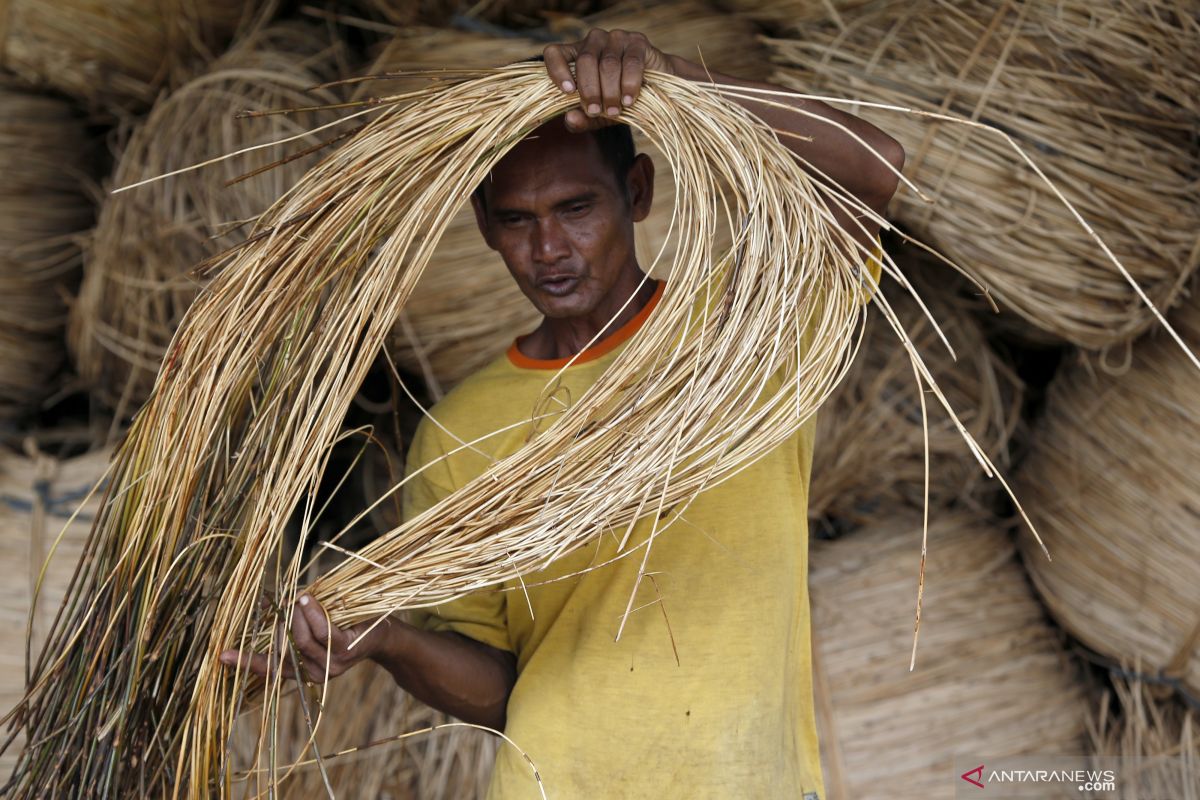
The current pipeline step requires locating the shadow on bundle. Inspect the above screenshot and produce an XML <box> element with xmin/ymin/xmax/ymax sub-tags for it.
<box><xmin>809</xmin><ymin>245</ymin><xmax>1024</xmax><ymax>528</ymax></box>
<box><xmin>767</xmin><ymin>0</ymin><xmax>1200</xmax><ymax>349</ymax></box>
<box><xmin>1</xmin><ymin>0</ymin><xmax>271</xmax><ymax>117</ymax></box>
<box><xmin>0</xmin><ymin>80</ymin><xmax>94</xmax><ymax>430</ymax></box>
<box><xmin>348</xmin><ymin>0</ymin><xmax>617</xmax><ymax>29</ymax></box>
<box><xmin>1016</xmin><ymin>298</ymin><xmax>1200</xmax><ymax>701</ymax></box>
<box><xmin>712</xmin><ymin>0</ymin><xmax>877</xmax><ymax>31</ymax></box>
<box><xmin>1088</xmin><ymin>674</ymin><xmax>1200</xmax><ymax>796</ymax></box>
<box><xmin>69</xmin><ymin>24</ymin><xmax>347</xmax><ymax>418</ymax></box>
<box><xmin>2</xmin><ymin>63</ymin><xmax>930</xmax><ymax>797</ymax></box>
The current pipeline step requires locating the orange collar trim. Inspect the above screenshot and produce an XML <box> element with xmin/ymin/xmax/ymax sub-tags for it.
<box><xmin>506</xmin><ymin>280</ymin><xmax>666</xmax><ymax>371</ymax></box>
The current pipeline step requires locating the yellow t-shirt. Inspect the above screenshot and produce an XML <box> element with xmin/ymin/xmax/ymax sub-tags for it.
<box><xmin>404</xmin><ymin>260</ymin><xmax>878</xmax><ymax>799</ymax></box>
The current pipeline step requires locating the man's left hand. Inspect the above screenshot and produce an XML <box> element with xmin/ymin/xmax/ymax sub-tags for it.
<box><xmin>543</xmin><ymin>29</ymin><xmax>676</xmax><ymax>133</ymax></box>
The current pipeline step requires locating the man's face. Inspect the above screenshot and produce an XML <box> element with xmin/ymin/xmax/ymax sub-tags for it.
<box><xmin>472</xmin><ymin>122</ymin><xmax>652</xmax><ymax>320</ymax></box>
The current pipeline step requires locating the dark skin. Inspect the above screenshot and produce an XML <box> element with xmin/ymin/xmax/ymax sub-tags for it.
<box><xmin>220</xmin><ymin>28</ymin><xmax>904</xmax><ymax>731</ymax></box>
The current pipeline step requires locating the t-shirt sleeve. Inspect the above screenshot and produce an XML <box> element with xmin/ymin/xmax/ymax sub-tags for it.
<box><xmin>858</xmin><ymin>237</ymin><xmax>884</xmax><ymax>306</ymax></box>
<box><xmin>402</xmin><ymin>416</ymin><xmax>513</xmax><ymax>654</ymax></box>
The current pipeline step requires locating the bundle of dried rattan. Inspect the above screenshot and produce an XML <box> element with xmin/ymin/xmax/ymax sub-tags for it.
<box><xmin>365</xmin><ymin>3</ymin><xmax>761</xmax><ymax>391</ymax></box>
<box><xmin>712</xmin><ymin>0</ymin><xmax>877</xmax><ymax>31</ymax></box>
<box><xmin>1</xmin><ymin>0</ymin><xmax>266</xmax><ymax>116</ymax></box>
<box><xmin>5</xmin><ymin>64</ymin><xmax>933</xmax><ymax>796</ymax></box>
<box><xmin>69</xmin><ymin>25</ymin><xmax>346</xmax><ymax>417</ymax></box>
<box><xmin>352</xmin><ymin>0</ymin><xmax>613</xmax><ymax>28</ymax></box>
<box><xmin>767</xmin><ymin>0</ymin><xmax>1200</xmax><ymax>349</ymax></box>
<box><xmin>810</xmin><ymin>512</ymin><xmax>1087</xmax><ymax>799</ymax></box>
<box><xmin>0</xmin><ymin>446</ymin><xmax>110</xmax><ymax>778</ymax></box>
<box><xmin>1017</xmin><ymin>298</ymin><xmax>1200</xmax><ymax>700</ymax></box>
<box><xmin>0</xmin><ymin>80</ymin><xmax>94</xmax><ymax>428</ymax></box>
<box><xmin>228</xmin><ymin>650</ymin><xmax>496</xmax><ymax>799</ymax></box>
<box><xmin>810</xmin><ymin>247</ymin><xmax>1023</xmax><ymax>525</ymax></box>
<box><xmin>1037</xmin><ymin>0</ymin><xmax>1198</xmax><ymax>129</ymax></box>
<box><xmin>1088</xmin><ymin>675</ymin><xmax>1200</xmax><ymax>796</ymax></box>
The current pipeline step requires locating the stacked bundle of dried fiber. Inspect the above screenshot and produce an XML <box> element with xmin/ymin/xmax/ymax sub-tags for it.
<box><xmin>5</xmin><ymin>64</ymin><xmax>930</xmax><ymax>796</ymax></box>
<box><xmin>810</xmin><ymin>512</ymin><xmax>1087</xmax><ymax>799</ymax></box>
<box><xmin>228</xmin><ymin>659</ymin><xmax>496</xmax><ymax>798</ymax></box>
<box><xmin>1016</xmin><ymin>300</ymin><xmax>1200</xmax><ymax>700</ymax></box>
<box><xmin>69</xmin><ymin>25</ymin><xmax>346</xmax><ymax>416</ymax></box>
<box><xmin>810</xmin><ymin>248</ymin><xmax>1023</xmax><ymax>525</ymax></box>
<box><xmin>1038</xmin><ymin>0</ymin><xmax>1198</xmax><ymax>129</ymax></box>
<box><xmin>0</xmin><ymin>81</ymin><xmax>94</xmax><ymax>428</ymax></box>
<box><xmin>1</xmin><ymin>0</ymin><xmax>267</xmax><ymax>116</ymax></box>
<box><xmin>353</xmin><ymin>0</ymin><xmax>612</xmax><ymax>28</ymax></box>
<box><xmin>0</xmin><ymin>447</ymin><xmax>110</xmax><ymax>778</ymax></box>
<box><xmin>767</xmin><ymin>0</ymin><xmax>1200</xmax><ymax>349</ymax></box>
<box><xmin>365</xmin><ymin>3</ymin><xmax>759</xmax><ymax>391</ymax></box>
<box><xmin>1088</xmin><ymin>675</ymin><xmax>1200</xmax><ymax>796</ymax></box>
<box><xmin>712</xmin><ymin>0</ymin><xmax>877</xmax><ymax>31</ymax></box>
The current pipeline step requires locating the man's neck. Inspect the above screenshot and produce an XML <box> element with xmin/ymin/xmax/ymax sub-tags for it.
<box><xmin>519</xmin><ymin>269</ymin><xmax>658</xmax><ymax>361</ymax></box>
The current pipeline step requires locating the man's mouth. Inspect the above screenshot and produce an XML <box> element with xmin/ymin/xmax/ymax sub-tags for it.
<box><xmin>536</xmin><ymin>274</ymin><xmax>581</xmax><ymax>297</ymax></box>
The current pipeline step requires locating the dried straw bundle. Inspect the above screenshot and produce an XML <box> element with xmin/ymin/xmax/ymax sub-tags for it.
<box><xmin>363</xmin><ymin>1</ymin><xmax>769</xmax><ymax>101</ymax></box>
<box><xmin>1</xmin><ymin>0</ymin><xmax>264</xmax><ymax>116</ymax></box>
<box><xmin>767</xmin><ymin>0</ymin><xmax>1200</xmax><ymax>349</ymax></box>
<box><xmin>810</xmin><ymin>252</ymin><xmax>1023</xmax><ymax>525</ymax></box>
<box><xmin>4</xmin><ymin>63</ymin><xmax>926</xmax><ymax>796</ymax></box>
<box><xmin>0</xmin><ymin>81</ymin><xmax>94</xmax><ymax>427</ymax></box>
<box><xmin>1016</xmin><ymin>299</ymin><xmax>1200</xmax><ymax>700</ymax></box>
<box><xmin>712</xmin><ymin>0</ymin><xmax>876</xmax><ymax>31</ymax></box>
<box><xmin>1037</xmin><ymin>0</ymin><xmax>1198</xmax><ymax>128</ymax></box>
<box><xmin>227</xmin><ymin>661</ymin><xmax>496</xmax><ymax>799</ymax></box>
<box><xmin>0</xmin><ymin>447</ymin><xmax>110</xmax><ymax>779</ymax></box>
<box><xmin>1088</xmin><ymin>675</ymin><xmax>1200</xmax><ymax>797</ymax></box>
<box><xmin>810</xmin><ymin>512</ymin><xmax>1087</xmax><ymax>800</ymax></box>
<box><xmin>352</xmin><ymin>0</ymin><xmax>611</xmax><ymax>28</ymax></box>
<box><xmin>365</xmin><ymin>4</ymin><xmax>760</xmax><ymax>391</ymax></box>
<box><xmin>69</xmin><ymin>25</ymin><xmax>346</xmax><ymax>416</ymax></box>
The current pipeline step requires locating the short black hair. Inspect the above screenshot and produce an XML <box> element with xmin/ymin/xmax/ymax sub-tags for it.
<box><xmin>473</xmin><ymin>122</ymin><xmax>636</xmax><ymax>212</ymax></box>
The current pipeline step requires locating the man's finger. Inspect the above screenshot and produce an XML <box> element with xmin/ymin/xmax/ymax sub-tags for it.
<box><xmin>597</xmin><ymin>35</ymin><xmax>626</xmax><ymax>117</ymax></box>
<box><xmin>219</xmin><ymin>649</ymin><xmax>280</xmax><ymax>680</ymax></box>
<box><xmin>291</xmin><ymin>598</ymin><xmax>324</xmax><ymax>664</ymax></box>
<box><xmin>573</xmin><ymin>30</ymin><xmax>607</xmax><ymax>117</ymax></box>
<box><xmin>620</xmin><ymin>38</ymin><xmax>648</xmax><ymax>108</ymax></box>
<box><xmin>299</xmin><ymin>594</ymin><xmax>332</xmax><ymax>647</ymax></box>
<box><xmin>543</xmin><ymin>42</ymin><xmax>580</xmax><ymax>93</ymax></box>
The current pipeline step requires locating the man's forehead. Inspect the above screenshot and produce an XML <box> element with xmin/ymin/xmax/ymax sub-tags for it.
<box><xmin>483</xmin><ymin>121</ymin><xmax>610</xmax><ymax>198</ymax></box>
<box><xmin>500</xmin><ymin>119</ymin><xmax>600</xmax><ymax>165</ymax></box>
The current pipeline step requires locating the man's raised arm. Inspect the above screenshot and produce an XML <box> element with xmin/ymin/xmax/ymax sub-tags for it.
<box><xmin>543</xmin><ymin>28</ymin><xmax>905</xmax><ymax>251</ymax></box>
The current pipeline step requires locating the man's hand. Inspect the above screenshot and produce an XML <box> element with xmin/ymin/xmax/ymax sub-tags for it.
<box><xmin>217</xmin><ymin>594</ymin><xmax>518</xmax><ymax>729</ymax></box>
<box><xmin>219</xmin><ymin>594</ymin><xmax>380</xmax><ymax>684</ymax></box>
<box><xmin>543</xmin><ymin>29</ymin><xmax>677</xmax><ymax>133</ymax></box>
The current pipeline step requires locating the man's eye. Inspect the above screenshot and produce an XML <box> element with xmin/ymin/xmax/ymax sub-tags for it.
<box><xmin>565</xmin><ymin>203</ymin><xmax>590</xmax><ymax>216</ymax></box>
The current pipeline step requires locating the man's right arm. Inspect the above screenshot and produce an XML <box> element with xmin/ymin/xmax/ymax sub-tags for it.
<box><xmin>219</xmin><ymin>592</ymin><xmax>517</xmax><ymax>731</ymax></box>
<box><xmin>369</xmin><ymin>614</ymin><xmax>516</xmax><ymax>731</ymax></box>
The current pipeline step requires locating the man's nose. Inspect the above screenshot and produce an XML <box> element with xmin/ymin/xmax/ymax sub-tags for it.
<box><xmin>531</xmin><ymin>218</ymin><xmax>571</xmax><ymax>264</ymax></box>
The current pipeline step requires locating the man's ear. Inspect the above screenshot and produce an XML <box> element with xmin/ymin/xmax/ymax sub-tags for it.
<box><xmin>627</xmin><ymin>153</ymin><xmax>655</xmax><ymax>224</ymax></box>
<box><xmin>471</xmin><ymin>192</ymin><xmax>496</xmax><ymax>249</ymax></box>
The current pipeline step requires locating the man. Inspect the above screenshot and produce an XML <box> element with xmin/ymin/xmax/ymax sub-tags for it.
<box><xmin>223</xmin><ymin>28</ymin><xmax>903</xmax><ymax>798</ymax></box>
